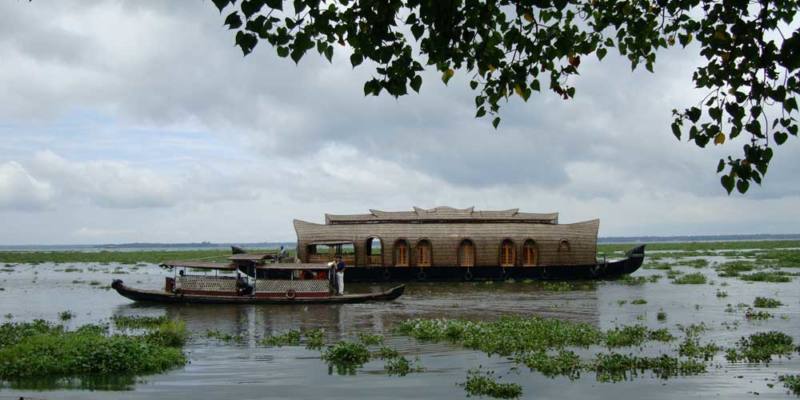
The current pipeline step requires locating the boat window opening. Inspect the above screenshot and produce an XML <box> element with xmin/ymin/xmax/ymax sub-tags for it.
<box><xmin>336</xmin><ymin>243</ymin><xmax>356</xmax><ymax>265</ymax></box>
<box><xmin>307</xmin><ymin>244</ymin><xmax>331</xmax><ymax>263</ymax></box>
<box><xmin>523</xmin><ymin>240</ymin><xmax>538</xmax><ymax>266</ymax></box>
<box><xmin>416</xmin><ymin>240</ymin><xmax>432</xmax><ymax>267</ymax></box>
<box><xmin>366</xmin><ymin>237</ymin><xmax>383</xmax><ymax>267</ymax></box>
<box><xmin>500</xmin><ymin>239</ymin><xmax>515</xmax><ymax>267</ymax></box>
<box><xmin>559</xmin><ymin>240</ymin><xmax>571</xmax><ymax>252</ymax></box>
<box><xmin>459</xmin><ymin>239</ymin><xmax>475</xmax><ymax>267</ymax></box>
<box><xmin>394</xmin><ymin>239</ymin><xmax>409</xmax><ymax>267</ymax></box>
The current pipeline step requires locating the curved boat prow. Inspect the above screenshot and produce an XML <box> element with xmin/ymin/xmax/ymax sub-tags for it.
<box><xmin>622</xmin><ymin>245</ymin><xmax>646</xmax><ymax>274</ymax></box>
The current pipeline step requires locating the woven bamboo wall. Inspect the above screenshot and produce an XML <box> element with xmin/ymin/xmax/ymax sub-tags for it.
<box><xmin>294</xmin><ymin>218</ymin><xmax>599</xmax><ymax>267</ymax></box>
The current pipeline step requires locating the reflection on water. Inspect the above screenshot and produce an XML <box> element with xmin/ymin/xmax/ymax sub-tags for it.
<box><xmin>0</xmin><ymin>262</ymin><xmax>799</xmax><ymax>399</ymax></box>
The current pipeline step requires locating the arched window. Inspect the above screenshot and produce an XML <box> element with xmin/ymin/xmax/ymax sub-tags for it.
<box><xmin>458</xmin><ymin>239</ymin><xmax>475</xmax><ymax>267</ymax></box>
<box><xmin>365</xmin><ymin>237</ymin><xmax>383</xmax><ymax>266</ymax></box>
<box><xmin>559</xmin><ymin>239</ymin><xmax>571</xmax><ymax>252</ymax></box>
<box><xmin>522</xmin><ymin>240</ymin><xmax>538</xmax><ymax>266</ymax></box>
<box><xmin>500</xmin><ymin>239</ymin><xmax>515</xmax><ymax>267</ymax></box>
<box><xmin>394</xmin><ymin>239</ymin><xmax>409</xmax><ymax>267</ymax></box>
<box><xmin>416</xmin><ymin>240</ymin><xmax>432</xmax><ymax>267</ymax></box>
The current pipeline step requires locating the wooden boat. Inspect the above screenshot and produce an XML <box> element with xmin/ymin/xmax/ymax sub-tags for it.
<box><xmin>291</xmin><ymin>206</ymin><xmax>646</xmax><ymax>282</ymax></box>
<box><xmin>111</xmin><ymin>262</ymin><xmax>404</xmax><ymax>304</ymax></box>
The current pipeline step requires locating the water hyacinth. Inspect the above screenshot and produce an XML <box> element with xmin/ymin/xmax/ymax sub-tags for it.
<box><xmin>322</xmin><ymin>341</ymin><xmax>371</xmax><ymax>375</ymax></box>
<box><xmin>461</xmin><ymin>369</ymin><xmax>522</xmax><ymax>399</ymax></box>
<box><xmin>261</xmin><ymin>329</ymin><xmax>301</xmax><ymax>346</ymax></box>
<box><xmin>0</xmin><ymin>319</ymin><xmax>187</xmax><ymax>381</ymax></box>
<box><xmin>725</xmin><ymin>331</ymin><xmax>796</xmax><ymax>363</ymax></box>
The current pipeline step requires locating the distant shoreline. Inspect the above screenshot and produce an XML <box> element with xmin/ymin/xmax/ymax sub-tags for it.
<box><xmin>0</xmin><ymin>233</ymin><xmax>799</xmax><ymax>252</ymax></box>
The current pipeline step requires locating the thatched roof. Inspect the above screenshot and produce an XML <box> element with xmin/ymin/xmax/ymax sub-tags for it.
<box><xmin>325</xmin><ymin>206</ymin><xmax>558</xmax><ymax>225</ymax></box>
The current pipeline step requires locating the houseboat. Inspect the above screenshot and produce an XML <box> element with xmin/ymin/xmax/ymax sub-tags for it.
<box><xmin>294</xmin><ymin>206</ymin><xmax>644</xmax><ymax>282</ymax></box>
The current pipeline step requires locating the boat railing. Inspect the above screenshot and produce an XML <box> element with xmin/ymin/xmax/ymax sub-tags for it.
<box><xmin>255</xmin><ymin>279</ymin><xmax>328</xmax><ymax>293</ymax></box>
<box><xmin>177</xmin><ymin>275</ymin><xmax>237</xmax><ymax>292</ymax></box>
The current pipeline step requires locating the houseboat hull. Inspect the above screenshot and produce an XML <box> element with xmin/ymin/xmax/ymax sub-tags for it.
<box><xmin>111</xmin><ymin>279</ymin><xmax>405</xmax><ymax>304</ymax></box>
<box><xmin>340</xmin><ymin>245</ymin><xmax>645</xmax><ymax>282</ymax></box>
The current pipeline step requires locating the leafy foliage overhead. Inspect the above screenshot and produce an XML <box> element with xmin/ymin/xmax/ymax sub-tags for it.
<box><xmin>211</xmin><ymin>0</ymin><xmax>799</xmax><ymax>194</ymax></box>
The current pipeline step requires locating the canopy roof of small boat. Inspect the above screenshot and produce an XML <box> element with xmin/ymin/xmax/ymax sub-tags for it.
<box><xmin>161</xmin><ymin>260</ymin><xmax>330</xmax><ymax>271</ymax></box>
<box><xmin>228</xmin><ymin>253</ymin><xmax>275</xmax><ymax>261</ymax></box>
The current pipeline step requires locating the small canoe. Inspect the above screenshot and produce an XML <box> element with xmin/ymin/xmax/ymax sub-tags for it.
<box><xmin>111</xmin><ymin>279</ymin><xmax>404</xmax><ymax>304</ymax></box>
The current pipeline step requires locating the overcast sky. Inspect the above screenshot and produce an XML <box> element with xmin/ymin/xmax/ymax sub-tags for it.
<box><xmin>0</xmin><ymin>1</ymin><xmax>798</xmax><ymax>245</ymax></box>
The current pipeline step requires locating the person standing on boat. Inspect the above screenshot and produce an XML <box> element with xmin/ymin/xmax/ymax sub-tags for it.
<box><xmin>335</xmin><ymin>255</ymin><xmax>346</xmax><ymax>295</ymax></box>
<box><xmin>278</xmin><ymin>245</ymin><xmax>287</xmax><ymax>262</ymax></box>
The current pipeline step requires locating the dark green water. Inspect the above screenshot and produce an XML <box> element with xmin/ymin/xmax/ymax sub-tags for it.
<box><xmin>0</xmin><ymin>257</ymin><xmax>798</xmax><ymax>399</ymax></box>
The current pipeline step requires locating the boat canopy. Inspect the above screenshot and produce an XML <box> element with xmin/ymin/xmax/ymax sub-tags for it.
<box><xmin>257</xmin><ymin>263</ymin><xmax>330</xmax><ymax>271</ymax></box>
<box><xmin>228</xmin><ymin>253</ymin><xmax>274</xmax><ymax>261</ymax></box>
<box><xmin>161</xmin><ymin>261</ymin><xmax>235</xmax><ymax>270</ymax></box>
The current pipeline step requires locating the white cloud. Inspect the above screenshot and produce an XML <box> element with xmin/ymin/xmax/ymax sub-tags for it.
<box><xmin>0</xmin><ymin>1</ymin><xmax>797</xmax><ymax>245</ymax></box>
<box><xmin>0</xmin><ymin>161</ymin><xmax>53</xmax><ymax>210</ymax></box>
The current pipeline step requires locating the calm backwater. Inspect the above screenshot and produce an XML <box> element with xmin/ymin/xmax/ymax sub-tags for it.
<box><xmin>0</xmin><ymin>259</ymin><xmax>798</xmax><ymax>399</ymax></box>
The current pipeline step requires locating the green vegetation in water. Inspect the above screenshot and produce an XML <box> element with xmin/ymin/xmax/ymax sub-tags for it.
<box><xmin>304</xmin><ymin>328</ymin><xmax>326</xmax><ymax>350</ymax></box>
<box><xmin>779</xmin><ymin>375</ymin><xmax>800</xmax><ymax>396</ymax></box>
<box><xmin>207</xmin><ymin>329</ymin><xmax>245</xmax><ymax>344</ymax></box>
<box><xmin>384</xmin><ymin>355</ymin><xmax>423</xmax><ymax>376</ymax></box>
<box><xmin>657</xmin><ymin>310</ymin><xmax>667</xmax><ymax>322</ymax></box>
<box><xmin>715</xmin><ymin>289</ymin><xmax>728</xmax><ymax>298</ymax></box>
<box><xmin>643</xmin><ymin>262</ymin><xmax>672</xmax><ymax>270</ymax></box>
<box><xmin>680</xmin><ymin>259</ymin><xmax>709</xmax><ymax>269</ymax></box>
<box><xmin>631</xmin><ymin>298</ymin><xmax>647</xmax><ymax>305</ymax></box>
<box><xmin>678</xmin><ymin>326</ymin><xmax>721</xmax><ymax>361</ymax></box>
<box><xmin>539</xmin><ymin>281</ymin><xmax>596</xmax><ymax>291</ymax></box>
<box><xmin>597</xmin><ymin>240</ymin><xmax>800</xmax><ymax>254</ymax></box>
<box><xmin>58</xmin><ymin>310</ymin><xmax>75</xmax><ymax>321</ymax></box>
<box><xmin>605</xmin><ymin>325</ymin><xmax>674</xmax><ymax>347</ymax></box>
<box><xmin>716</xmin><ymin>261</ymin><xmax>756</xmax><ymax>277</ymax></box>
<box><xmin>261</xmin><ymin>329</ymin><xmax>301</xmax><ymax>346</ymax></box>
<box><xmin>0</xmin><ymin>319</ymin><xmax>186</xmax><ymax>386</ymax></box>
<box><xmin>672</xmin><ymin>273</ymin><xmax>707</xmax><ymax>285</ymax></box>
<box><xmin>745</xmin><ymin>308</ymin><xmax>774</xmax><ymax>320</ymax></box>
<box><xmin>516</xmin><ymin>349</ymin><xmax>582</xmax><ymax>380</ymax></box>
<box><xmin>357</xmin><ymin>332</ymin><xmax>384</xmax><ymax>346</ymax></box>
<box><xmin>112</xmin><ymin>315</ymin><xmax>169</xmax><ymax>329</ymax></box>
<box><xmin>725</xmin><ymin>331</ymin><xmax>796</xmax><ymax>363</ymax></box>
<box><xmin>753</xmin><ymin>297</ymin><xmax>783</xmax><ymax>308</ymax></box>
<box><xmin>321</xmin><ymin>341</ymin><xmax>371</xmax><ymax>375</ymax></box>
<box><xmin>376</xmin><ymin>346</ymin><xmax>400</xmax><ymax>359</ymax></box>
<box><xmin>739</xmin><ymin>271</ymin><xmax>793</xmax><ymax>283</ymax></box>
<box><xmin>461</xmin><ymin>368</ymin><xmax>522</xmax><ymax>399</ymax></box>
<box><xmin>617</xmin><ymin>275</ymin><xmax>647</xmax><ymax>285</ymax></box>
<box><xmin>0</xmin><ymin>248</ymin><xmax>289</xmax><ymax>265</ymax></box>
<box><xmin>590</xmin><ymin>353</ymin><xmax>706</xmax><ymax>382</ymax></box>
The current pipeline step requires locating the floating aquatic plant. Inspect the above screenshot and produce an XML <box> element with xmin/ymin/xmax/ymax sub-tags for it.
<box><xmin>461</xmin><ymin>368</ymin><xmax>522</xmax><ymax>399</ymax></box>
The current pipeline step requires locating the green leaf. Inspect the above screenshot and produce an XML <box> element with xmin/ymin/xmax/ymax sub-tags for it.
<box><xmin>265</xmin><ymin>0</ymin><xmax>283</xmax><ymax>10</ymax></box>
<box><xmin>596</xmin><ymin>47</ymin><xmax>607</xmax><ymax>61</ymax></box>
<box><xmin>721</xmin><ymin>175</ymin><xmax>734</xmax><ymax>194</ymax></box>
<box><xmin>350</xmin><ymin>52</ymin><xmax>363</xmax><ymax>67</ymax></box>
<box><xmin>410</xmin><ymin>75</ymin><xmax>422</xmax><ymax>93</ymax></box>
<box><xmin>736</xmin><ymin>179</ymin><xmax>749</xmax><ymax>194</ymax></box>
<box><xmin>411</xmin><ymin>24</ymin><xmax>424</xmax><ymax>40</ymax></box>
<box><xmin>324</xmin><ymin>46</ymin><xmax>333</xmax><ymax>62</ymax></box>
<box><xmin>235</xmin><ymin>31</ymin><xmax>258</xmax><ymax>55</ymax></box>
<box><xmin>716</xmin><ymin>159</ymin><xmax>725</xmax><ymax>173</ymax></box>
<box><xmin>475</xmin><ymin>107</ymin><xmax>486</xmax><ymax>118</ymax></box>
<box><xmin>492</xmin><ymin>117</ymin><xmax>501</xmax><ymax>129</ymax></box>
<box><xmin>224</xmin><ymin>12</ymin><xmax>242</xmax><ymax>30</ymax></box>
<box><xmin>276</xmin><ymin>46</ymin><xmax>289</xmax><ymax>58</ymax></box>
<box><xmin>469</xmin><ymin>80</ymin><xmax>478</xmax><ymax>90</ymax></box>
<box><xmin>774</xmin><ymin>131</ymin><xmax>788</xmax><ymax>145</ymax></box>
<box><xmin>671</xmin><ymin>122</ymin><xmax>682</xmax><ymax>140</ymax></box>
<box><xmin>212</xmin><ymin>0</ymin><xmax>232</xmax><ymax>12</ymax></box>
<box><xmin>687</xmin><ymin>107</ymin><xmax>701</xmax><ymax>123</ymax></box>
<box><xmin>241</xmin><ymin>0</ymin><xmax>265</xmax><ymax>19</ymax></box>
